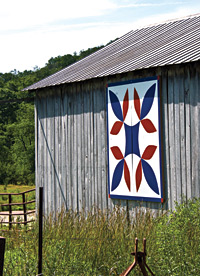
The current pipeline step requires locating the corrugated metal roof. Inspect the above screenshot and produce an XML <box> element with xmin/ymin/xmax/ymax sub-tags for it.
<box><xmin>24</xmin><ymin>14</ymin><xmax>200</xmax><ymax>91</ymax></box>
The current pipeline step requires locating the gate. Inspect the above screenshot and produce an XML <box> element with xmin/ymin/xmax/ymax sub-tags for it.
<box><xmin>0</xmin><ymin>188</ymin><xmax>35</xmax><ymax>229</ymax></box>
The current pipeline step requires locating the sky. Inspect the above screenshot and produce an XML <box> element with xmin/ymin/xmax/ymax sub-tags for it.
<box><xmin>1</xmin><ymin>0</ymin><xmax>200</xmax><ymax>74</ymax></box>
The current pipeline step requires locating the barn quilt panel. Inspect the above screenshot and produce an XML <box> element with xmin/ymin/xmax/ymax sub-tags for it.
<box><xmin>107</xmin><ymin>76</ymin><xmax>163</xmax><ymax>202</ymax></box>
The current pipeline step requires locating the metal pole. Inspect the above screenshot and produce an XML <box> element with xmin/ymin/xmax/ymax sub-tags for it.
<box><xmin>38</xmin><ymin>187</ymin><xmax>43</xmax><ymax>275</ymax></box>
<box><xmin>0</xmin><ymin>237</ymin><xmax>5</xmax><ymax>276</ymax></box>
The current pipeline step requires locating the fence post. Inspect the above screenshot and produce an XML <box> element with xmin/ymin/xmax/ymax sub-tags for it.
<box><xmin>22</xmin><ymin>193</ymin><xmax>27</xmax><ymax>226</ymax></box>
<box><xmin>8</xmin><ymin>195</ymin><xmax>12</xmax><ymax>230</ymax></box>
<box><xmin>0</xmin><ymin>237</ymin><xmax>5</xmax><ymax>276</ymax></box>
<box><xmin>38</xmin><ymin>187</ymin><xmax>43</xmax><ymax>275</ymax></box>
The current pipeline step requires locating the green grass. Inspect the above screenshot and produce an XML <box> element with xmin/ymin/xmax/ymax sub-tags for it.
<box><xmin>0</xmin><ymin>184</ymin><xmax>34</xmax><ymax>193</ymax></box>
<box><xmin>1</xmin><ymin>198</ymin><xmax>200</xmax><ymax>275</ymax></box>
<box><xmin>0</xmin><ymin>184</ymin><xmax>35</xmax><ymax>211</ymax></box>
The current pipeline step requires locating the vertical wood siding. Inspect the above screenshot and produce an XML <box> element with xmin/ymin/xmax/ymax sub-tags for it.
<box><xmin>35</xmin><ymin>62</ymin><xmax>200</xmax><ymax>215</ymax></box>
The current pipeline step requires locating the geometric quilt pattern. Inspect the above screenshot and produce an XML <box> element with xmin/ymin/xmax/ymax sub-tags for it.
<box><xmin>107</xmin><ymin>76</ymin><xmax>163</xmax><ymax>202</ymax></box>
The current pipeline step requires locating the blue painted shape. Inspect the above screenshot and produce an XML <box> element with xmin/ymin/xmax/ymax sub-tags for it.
<box><xmin>111</xmin><ymin>159</ymin><xmax>124</xmax><ymax>191</ymax></box>
<box><xmin>124</xmin><ymin>124</ymin><xmax>132</xmax><ymax>157</ymax></box>
<box><xmin>132</xmin><ymin>123</ymin><xmax>140</xmax><ymax>157</ymax></box>
<box><xmin>141</xmin><ymin>159</ymin><xmax>159</xmax><ymax>195</ymax></box>
<box><xmin>109</xmin><ymin>90</ymin><xmax>123</xmax><ymax>121</ymax></box>
<box><xmin>124</xmin><ymin>123</ymin><xmax>140</xmax><ymax>158</ymax></box>
<box><xmin>140</xmin><ymin>84</ymin><xmax>156</xmax><ymax>119</ymax></box>
<box><xmin>110</xmin><ymin>194</ymin><xmax>162</xmax><ymax>202</ymax></box>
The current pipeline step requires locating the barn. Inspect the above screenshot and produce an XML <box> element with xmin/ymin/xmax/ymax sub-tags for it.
<box><xmin>24</xmin><ymin>14</ymin><xmax>200</xmax><ymax>216</ymax></box>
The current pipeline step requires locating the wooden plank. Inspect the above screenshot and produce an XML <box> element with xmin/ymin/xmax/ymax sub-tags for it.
<box><xmin>106</xmin><ymin>76</ymin><xmax>114</xmax><ymax>212</ymax></box>
<box><xmin>62</xmin><ymin>86</ymin><xmax>69</xmax><ymax>211</ymax></box>
<box><xmin>77</xmin><ymin>83</ymin><xmax>83</xmax><ymax>212</ymax></box>
<box><xmin>96</xmin><ymin>83</ymin><xmax>103</xmax><ymax>210</ymax></box>
<box><xmin>88</xmin><ymin>86</ymin><xmax>93</xmax><ymax>210</ymax></box>
<box><xmin>45</xmin><ymin>93</ymin><xmax>51</xmax><ymax>215</ymax></box>
<box><xmin>178</xmin><ymin>67</ymin><xmax>187</xmax><ymax>198</ymax></box>
<box><xmin>83</xmin><ymin>87</ymin><xmax>89</xmax><ymax>213</ymax></box>
<box><xmin>93</xmin><ymin>83</ymin><xmax>98</xmax><ymax>208</ymax></box>
<box><xmin>159</xmin><ymin>68</ymin><xmax>170</xmax><ymax>209</ymax></box>
<box><xmin>57</xmin><ymin>88</ymin><xmax>67</xmax><ymax>212</ymax></box>
<box><xmin>101</xmin><ymin>79</ymin><xmax>108</xmax><ymax>211</ymax></box>
<box><xmin>42</xmin><ymin>94</ymin><xmax>48</xmax><ymax>215</ymax></box>
<box><xmin>66</xmin><ymin>86</ymin><xmax>73</xmax><ymax>210</ymax></box>
<box><xmin>72</xmin><ymin>84</ymin><xmax>78</xmax><ymax>212</ymax></box>
<box><xmin>0</xmin><ymin>210</ymin><xmax>35</xmax><ymax>216</ymax></box>
<box><xmin>184</xmin><ymin>68</ymin><xmax>192</xmax><ymax>199</ymax></box>
<box><xmin>198</xmin><ymin>66</ymin><xmax>200</xmax><ymax>198</ymax></box>
<box><xmin>81</xmin><ymin>85</ymin><xmax>85</xmax><ymax>211</ymax></box>
<box><xmin>189</xmin><ymin>66</ymin><xmax>199</xmax><ymax>198</ymax></box>
<box><xmin>41</xmin><ymin>95</ymin><xmax>47</xmax><ymax>216</ymax></box>
<box><xmin>90</xmin><ymin>82</ymin><xmax>95</xmax><ymax>208</ymax></box>
<box><xmin>168</xmin><ymin>69</ymin><xmax>177</xmax><ymax>209</ymax></box>
<box><xmin>94</xmin><ymin>80</ymin><xmax>106</xmax><ymax>211</ymax></box>
<box><xmin>49</xmin><ymin>92</ymin><xmax>56</xmax><ymax>215</ymax></box>
<box><xmin>60</xmin><ymin>89</ymin><xmax>64</xmax><ymax>210</ymax></box>
<box><xmin>69</xmin><ymin>86</ymin><xmax>74</xmax><ymax>211</ymax></box>
<box><xmin>8</xmin><ymin>195</ymin><xmax>12</xmax><ymax>230</ymax></box>
<box><xmin>174</xmin><ymin>69</ymin><xmax>182</xmax><ymax>203</ymax></box>
<box><xmin>81</xmin><ymin>84</ymin><xmax>90</xmax><ymax>212</ymax></box>
<box><xmin>55</xmin><ymin>89</ymin><xmax>61</xmax><ymax>212</ymax></box>
<box><xmin>1</xmin><ymin>200</ymin><xmax>35</xmax><ymax>207</ymax></box>
<box><xmin>60</xmin><ymin>87</ymin><xmax>67</xmax><ymax>211</ymax></box>
<box><xmin>64</xmin><ymin>88</ymin><xmax>69</xmax><ymax>211</ymax></box>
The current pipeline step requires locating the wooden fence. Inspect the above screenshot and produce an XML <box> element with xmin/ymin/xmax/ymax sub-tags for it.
<box><xmin>0</xmin><ymin>188</ymin><xmax>35</xmax><ymax>229</ymax></box>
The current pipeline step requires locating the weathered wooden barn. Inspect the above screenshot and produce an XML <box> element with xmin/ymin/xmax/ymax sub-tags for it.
<box><xmin>25</xmin><ymin>14</ymin><xmax>200</xmax><ymax>215</ymax></box>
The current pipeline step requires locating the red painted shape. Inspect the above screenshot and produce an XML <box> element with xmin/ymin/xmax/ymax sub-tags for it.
<box><xmin>124</xmin><ymin>159</ymin><xmax>131</xmax><ymax>191</ymax></box>
<box><xmin>110</xmin><ymin>121</ymin><xmax>123</xmax><ymax>135</ymax></box>
<box><xmin>136</xmin><ymin>160</ymin><xmax>142</xmax><ymax>192</ymax></box>
<box><xmin>142</xmin><ymin>145</ymin><xmax>157</xmax><ymax>160</ymax></box>
<box><xmin>141</xmin><ymin>118</ymin><xmax>157</xmax><ymax>133</ymax></box>
<box><xmin>123</xmin><ymin>89</ymin><xmax>129</xmax><ymax>120</ymax></box>
<box><xmin>111</xmin><ymin>146</ymin><xmax>124</xmax><ymax>160</ymax></box>
<box><xmin>134</xmin><ymin>88</ymin><xmax>141</xmax><ymax>119</ymax></box>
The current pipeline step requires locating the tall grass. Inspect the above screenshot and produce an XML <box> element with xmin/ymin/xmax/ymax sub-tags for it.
<box><xmin>1</xmin><ymin>198</ymin><xmax>200</xmax><ymax>275</ymax></box>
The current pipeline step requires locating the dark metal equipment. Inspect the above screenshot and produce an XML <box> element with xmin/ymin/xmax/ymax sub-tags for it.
<box><xmin>0</xmin><ymin>237</ymin><xmax>5</xmax><ymax>276</ymax></box>
<box><xmin>38</xmin><ymin>187</ymin><xmax>43</xmax><ymax>276</ymax></box>
<box><xmin>120</xmin><ymin>238</ymin><xmax>155</xmax><ymax>276</ymax></box>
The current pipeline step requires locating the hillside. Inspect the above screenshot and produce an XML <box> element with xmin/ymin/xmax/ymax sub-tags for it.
<box><xmin>0</xmin><ymin>44</ymin><xmax>106</xmax><ymax>186</ymax></box>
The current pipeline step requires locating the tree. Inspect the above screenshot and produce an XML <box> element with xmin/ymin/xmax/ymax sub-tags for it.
<box><xmin>0</xmin><ymin>42</ymin><xmax>108</xmax><ymax>186</ymax></box>
<box><xmin>6</xmin><ymin>103</ymin><xmax>35</xmax><ymax>185</ymax></box>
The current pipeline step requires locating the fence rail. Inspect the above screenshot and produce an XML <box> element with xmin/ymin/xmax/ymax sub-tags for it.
<box><xmin>0</xmin><ymin>188</ymin><xmax>36</xmax><ymax>229</ymax></box>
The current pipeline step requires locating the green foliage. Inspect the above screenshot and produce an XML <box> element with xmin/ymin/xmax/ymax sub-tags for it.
<box><xmin>7</xmin><ymin>103</ymin><xmax>35</xmax><ymax>185</ymax></box>
<box><xmin>0</xmin><ymin>70</ymin><xmax>35</xmax><ymax>185</ymax></box>
<box><xmin>148</xmin><ymin>198</ymin><xmax>200</xmax><ymax>275</ymax></box>
<box><xmin>1</xmin><ymin>198</ymin><xmax>200</xmax><ymax>275</ymax></box>
<box><xmin>0</xmin><ymin>44</ymin><xmax>107</xmax><ymax>186</ymax></box>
